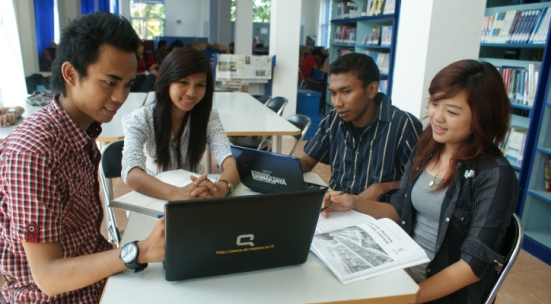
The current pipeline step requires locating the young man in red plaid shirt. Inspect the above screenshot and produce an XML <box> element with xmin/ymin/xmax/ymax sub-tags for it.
<box><xmin>0</xmin><ymin>12</ymin><xmax>165</xmax><ymax>303</ymax></box>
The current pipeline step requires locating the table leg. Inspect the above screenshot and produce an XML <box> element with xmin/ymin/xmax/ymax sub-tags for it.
<box><xmin>273</xmin><ymin>136</ymin><xmax>282</xmax><ymax>154</ymax></box>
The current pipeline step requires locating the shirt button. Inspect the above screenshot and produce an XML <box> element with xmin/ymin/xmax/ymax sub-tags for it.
<box><xmin>445</xmin><ymin>218</ymin><xmax>450</xmax><ymax>222</ymax></box>
<box><xmin>427</xmin><ymin>269</ymin><xmax>431</xmax><ymax>273</ymax></box>
<box><xmin>405</xmin><ymin>193</ymin><xmax>407</xmax><ymax>197</ymax></box>
<box><xmin>401</xmin><ymin>221</ymin><xmax>405</xmax><ymax>225</ymax></box>
<box><xmin>436</xmin><ymin>245</ymin><xmax>440</xmax><ymax>249</ymax></box>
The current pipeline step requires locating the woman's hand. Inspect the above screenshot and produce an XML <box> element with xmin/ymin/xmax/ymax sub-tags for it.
<box><xmin>321</xmin><ymin>191</ymin><xmax>356</xmax><ymax>218</ymax></box>
<box><xmin>189</xmin><ymin>173</ymin><xmax>218</xmax><ymax>198</ymax></box>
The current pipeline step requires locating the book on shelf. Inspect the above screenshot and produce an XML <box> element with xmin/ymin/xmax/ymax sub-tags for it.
<box><xmin>110</xmin><ymin>169</ymin><xmax>217</xmax><ymax>217</ymax></box>
<box><xmin>361</xmin><ymin>50</ymin><xmax>389</xmax><ymax>74</ymax></box>
<box><xmin>498</xmin><ymin>64</ymin><xmax>540</xmax><ymax>106</ymax></box>
<box><xmin>362</xmin><ymin>0</ymin><xmax>374</xmax><ymax>16</ymax></box>
<box><xmin>481</xmin><ymin>7</ymin><xmax>551</xmax><ymax>45</ymax></box>
<box><xmin>347</xmin><ymin>1</ymin><xmax>360</xmax><ymax>18</ymax></box>
<box><xmin>383</xmin><ymin>0</ymin><xmax>396</xmax><ymax>15</ymax></box>
<box><xmin>381</xmin><ymin>25</ymin><xmax>392</xmax><ymax>47</ymax></box>
<box><xmin>503</xmin><ymin>127</ymin><xmax>528</xmax><ymax>163</ymax></box>
<box><xmin>311</xmin><ymin>210</ymin><xmax>429</xmax><ymax>285</ymax></box>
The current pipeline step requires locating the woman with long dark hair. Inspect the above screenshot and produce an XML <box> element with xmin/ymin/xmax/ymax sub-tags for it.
<box><xmin>122</xmin><ymin>47</ymin><xmax>239</xmax><ymax>200</ymax></box>
<box><xmin>321</xmin><ymin>59</ymin><xmax>518</xmax><ymax>303</ymax></box>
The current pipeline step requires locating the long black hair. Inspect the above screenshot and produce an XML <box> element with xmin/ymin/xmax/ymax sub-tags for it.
<box><xmin>153</xmin><ymin>47</ymin><xmax>213</xmax><ymax>172</ymax></box>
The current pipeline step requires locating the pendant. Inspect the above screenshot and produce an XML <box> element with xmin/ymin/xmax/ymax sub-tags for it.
<box><xmin>429</xmin><ymin>179</ymin><xmax>435</xmax><ymax>187</ymax></box>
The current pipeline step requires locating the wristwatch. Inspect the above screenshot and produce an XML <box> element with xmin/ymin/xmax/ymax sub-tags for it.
<box><xmin>120</xmin><ymin>241</ymin><xmax>148</xmax><ymax>273</ymax></box>
<box><xmin>217</xmin><ymin>179</ymin><xmax>234</xmax><ymax>193</ymax></box>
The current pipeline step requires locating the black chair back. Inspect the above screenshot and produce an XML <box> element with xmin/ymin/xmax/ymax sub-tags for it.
<box><xmin>266</xmin><ymin>96</ymin><xmax>288</xmax><ymax>116</ymax></box>
<box><xmin>102</xmin><ymin>140</ymin><xmax>124</xmax><ymax>178</ymax></box>
<box><xmin>253</xmin><ymin>95</ymin><xmax>271</xmax><ymax>104</ymax></box>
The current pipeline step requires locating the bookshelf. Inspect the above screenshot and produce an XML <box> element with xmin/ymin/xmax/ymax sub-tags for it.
<box><xmin>326</xmin><ymin>0</ymin><xmax>401</xmax><ymax>113</ymax></box>
<box><xmin>480</xmin><ymin>0</ymin><xmax>551</xmax><ymax>265</ymax></box>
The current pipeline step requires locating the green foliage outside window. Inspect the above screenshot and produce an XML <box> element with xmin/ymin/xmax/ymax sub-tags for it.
<box><xmin>231</xmin><ymin>0</ymin><xmax>271</xmax><ymax>22</ymax></box>
<box><xmin>130</xmin><ymin>2</ymin><xmax>165</xmax><ymax>39</ymax></box>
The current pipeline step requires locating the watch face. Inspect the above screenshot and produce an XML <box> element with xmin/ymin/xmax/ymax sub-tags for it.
<box><xmin>121</xmin><ymin>242</ymin><xmax>138</xmax><ymax>263</ymax></box>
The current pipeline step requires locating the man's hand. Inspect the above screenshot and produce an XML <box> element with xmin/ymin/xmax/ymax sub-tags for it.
<box><xmin>0</xmin><ymin>112</ymin><xmax>16</xmax><ymax>127</ymax></box>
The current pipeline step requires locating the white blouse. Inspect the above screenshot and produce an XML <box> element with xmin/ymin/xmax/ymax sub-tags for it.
<box><xmin>121</xmin><ymin>104</ymin><xmax>231</xmax><ymax>182</ymax></box>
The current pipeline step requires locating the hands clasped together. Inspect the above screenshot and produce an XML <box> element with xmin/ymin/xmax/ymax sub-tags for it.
<box><xmin>171</xmin><ymin>173</ymin><xmax>223</xmax><ymax>200</ymax></box>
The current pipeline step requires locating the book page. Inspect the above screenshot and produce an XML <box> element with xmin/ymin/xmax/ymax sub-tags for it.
<box><xmin>315</xmin><ymin>210</ymin><xmax>375</xmax><ymax>234</ymax></box>
<box><xmin>311</xmin><ymin>218</ymin><xmax>429</xmax><ymax>284</ymax></box>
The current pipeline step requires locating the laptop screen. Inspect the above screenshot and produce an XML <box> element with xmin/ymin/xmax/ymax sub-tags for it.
<box><xmin>164</xmin><ymin>190</ymin><xmax>325</xmax><ymax>281</ymax></box>
<box><xmin>231</xmin><ymin>145</ymin><xmax>326</xmax><ymax>194</ymax></box>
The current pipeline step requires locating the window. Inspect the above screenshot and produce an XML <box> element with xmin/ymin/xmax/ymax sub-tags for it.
<box><xmin>230</xmin><ymin>0</ymin><xmax>271</xmax><ymax>22</ymax></box>
<box><xmin>130</xmin><ymin>0</ymin><xmax>165</xmax><ymax>39</ymax></box>
<box><xmin>319</xmin><ymin>0</ymin><xmax>331</xmax><ymax>48</ymax></box>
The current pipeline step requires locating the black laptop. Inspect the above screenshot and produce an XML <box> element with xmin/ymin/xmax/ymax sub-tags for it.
<box><xmin>163</xmin><ymin>190</ymin><xmax>325</xmax><ymax>281</ymax></box>
<box><xmin>230</xmin><ymin>145</ymin><xmax>328</xmax><ymax>194</ymax></box>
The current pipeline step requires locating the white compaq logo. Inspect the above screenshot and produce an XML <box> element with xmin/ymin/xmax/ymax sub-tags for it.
<box><xmin>251</xmin><ymin>170</ymin><xmax>287</xmax><ymax>185</ymax></box>
<box><xmin>237</xmin><ymin>234</ymin><xmax>254</xmax><ymax>247</ymax></box>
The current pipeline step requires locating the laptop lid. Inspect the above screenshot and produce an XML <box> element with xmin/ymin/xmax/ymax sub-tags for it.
<box><xmin>231</xmin><ymin>145</ymin><xmax>323</xmax><ymax>194</ymax></box>
<box><xmin>164</xmin><ymin>190</ymin><xmax>325</xmax><ymax>281</ymax></box>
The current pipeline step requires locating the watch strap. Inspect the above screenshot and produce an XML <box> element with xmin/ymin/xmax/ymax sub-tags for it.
<box><xmin>217</xmin><ymin>179</ymin><xmax>234</xmax><ymax>193</ymax></box>
<box><xmin>121</xmin><ymin>241</ymin><xmax>148</xmax><ymax>273</ymax></box>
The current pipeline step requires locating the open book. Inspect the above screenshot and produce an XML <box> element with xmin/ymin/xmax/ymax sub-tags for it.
<box><xmin>311</xmin><ymin>210</ymin><xmax>429</xmax><ymax>285</ymax></box>
<box><xmin>110</xmin><ymin>170</ymin><xmax>218</xmax><ymax>217</ymax></box>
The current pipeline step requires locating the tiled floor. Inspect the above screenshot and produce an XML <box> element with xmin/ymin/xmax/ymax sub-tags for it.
<box><xmin>2</xmin><ymin>138</ymin><xmax>550</xmax><ymax>303</ymax></box>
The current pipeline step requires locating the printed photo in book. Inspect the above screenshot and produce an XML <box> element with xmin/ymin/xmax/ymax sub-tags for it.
<box><xmin>311</xmin><ymin>210</ymin><xmax>429</xmax><ymax>285</ymax></box>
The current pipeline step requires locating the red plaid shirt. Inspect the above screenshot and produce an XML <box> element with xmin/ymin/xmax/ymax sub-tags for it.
<box><xmin>0</xmin><ymin>98</ymin><xmax>112</xmax><ymax>303</ymax></box>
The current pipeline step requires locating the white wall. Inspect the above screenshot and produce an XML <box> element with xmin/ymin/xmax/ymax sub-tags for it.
<box><xmin>57</xmin><ymin>0</ymin><xmax>80</xmax><ymax>32</ymax></box>
<box><xmin>391</xmin><ymin>0</ymin><xmax>485</xmax><ymax>124</ymax></box>
<box><xmin>270</xmin><ymin>0</ymin><xmax>302</xmax><ymax>117</ymax></box>
<box><xmin>165</xmin><ymin>0</ymin><xmax>209</xmax><ymax>37</ymax></box>
<box><xmin>235</xmin><ymin>0</ymin><xmax>253</xmax><ymax>55</ymax></box>
<box><xmin>13</xmin><ymin>0</ymin><xmax>38</xmax><ymax>77</ymax></box>
<box><xmin>300</xmin><ymin>0</ymin><xmax>320</xmax><ymax>45</ymax></box>
<box><xmin>1</xmin><ymin>0</ymin><xmax>28</xmax><ymax>107</ymax></box>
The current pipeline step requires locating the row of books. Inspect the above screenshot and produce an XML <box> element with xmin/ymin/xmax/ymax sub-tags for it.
<box><xmin>481</xmin><ymin>8</ymin><xmax>551</xmax><ymax>44</ymax></box>
<box><xmin>336</xmin><ymin>49</ymin><xmax>389</xmax><ymax>75</ymax></box>
<box><xmin>336</xmin><ymin>0</ymin><xmax>396</xmax><ymax>19</ymax></box>
<box><xmin>500</xmin><ymin>127</ymin><xmax>528</xmax><ymax>163</ymax></box>
<box><xmin>334</xmin><ymin>26</ymin><xmax>356</xmax><ymax>45</ymax></box>
<box><xmin>361</xmin><ymin>26</ymin><xmax>392</xmax><ymax>46</ymax></box>
<box><xmin>361</xmin><ymin>50</ymin><xmax>390</xmax><ymax>74</ymax></box>
<box><xmin>362</xmin><ymin>0</ymin><xmax>396</xmax><ymax>17</ymax></box>
<box><xmin>497</xmin><ymin>63</ymin><xmax>540</xmax><ymax>107</ymax></box>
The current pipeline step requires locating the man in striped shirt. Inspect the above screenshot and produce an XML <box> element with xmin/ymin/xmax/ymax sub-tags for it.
<box><xmin>300</xmin><ymin>53</ymin><xmax>423</xmax><ymax>201</ymax></box>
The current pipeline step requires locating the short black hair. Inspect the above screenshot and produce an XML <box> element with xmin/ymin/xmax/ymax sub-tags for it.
<box><xmin>50</xmin><ymin>12</ymin><xmax>140</xmax><ymax>96</ymax></box>
<box><xmin>158</xmin><ymin>40</ymin><xmax>167</xmax><ymax>48</ymax></box>
<box><xmin>328</xmin><ymin>53</ymin><xmax>379</xmax><ymax>88</ymax></box>
<box><xmin>311</xmin><ymin>48</ymin><xmax>322</xmax><ymax>57</ymax></box>
<box><xmin>167</xmin><ymin>40</ymin><xmax>184</xmax><ymax>53</ymax></box>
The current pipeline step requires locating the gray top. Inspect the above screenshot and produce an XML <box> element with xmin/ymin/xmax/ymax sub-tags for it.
<box><xmin>406</xmin><ymin>170</ymin><xmax>447</xmax><ymax>283</ymax></box>
<box><xmin>121</xmin><ymin>104</ymin><xmax>232</xmax><ymax>182</ymax></box>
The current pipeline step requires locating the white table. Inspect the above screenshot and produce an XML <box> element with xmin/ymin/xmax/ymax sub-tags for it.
<box><xmin>97</xmin><ymin>92</ymin><xmax>147</xmax><ymax>143</ymax></box>
<box><xmin>0</xmin><ymin>93</ymin><xmax>147</xmax><ymax>144</ymax></box>
<box><xmin>101</xmin><ymin>174</ymin><xmax>420</xmax><ymax>304</ymax></box>
<box><xmin>205</xmin><ymin>92</ymin><xmax>301</xmax><ymax>172</ymax></box>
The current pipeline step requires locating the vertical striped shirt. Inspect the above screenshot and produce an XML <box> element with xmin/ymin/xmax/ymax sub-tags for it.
<box><xmin>304</xmin><ymin>93</ymin><xmax>423</xmax><ymax>194</ymax></box>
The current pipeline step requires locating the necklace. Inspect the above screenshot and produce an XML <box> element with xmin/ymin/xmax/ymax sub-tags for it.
<box><xmin>429</xmin><ymin>161</ymin><xmax>450</xmax><ymax>187</ymax></box>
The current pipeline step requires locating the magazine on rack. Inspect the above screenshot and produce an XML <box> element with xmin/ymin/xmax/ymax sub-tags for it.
<box><xmin>311</xmin><ymin>210</ymin><xmax>429</xmax><ymax>285</ymax></box>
